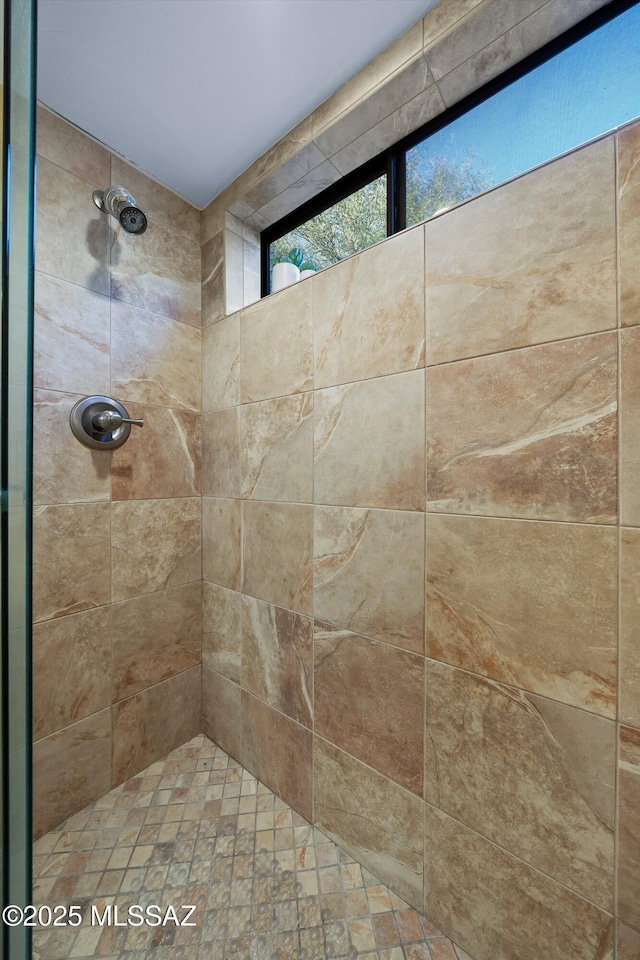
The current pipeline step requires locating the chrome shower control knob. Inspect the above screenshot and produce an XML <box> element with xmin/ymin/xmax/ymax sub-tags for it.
<box><xmin>70</xmin><ymin>396</ymin><xmax>144</xmax><ymax>450</ymax></box>
<box><xmin>92</xmin><ymin>410</ymin><xmax>145</xmax><ymax>432</ymax></box>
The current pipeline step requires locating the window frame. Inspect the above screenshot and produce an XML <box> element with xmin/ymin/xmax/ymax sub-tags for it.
<box><xmin>261</xmin><ymin>0</ymin><xmax>637</xmax><ymax>297</ymax></box>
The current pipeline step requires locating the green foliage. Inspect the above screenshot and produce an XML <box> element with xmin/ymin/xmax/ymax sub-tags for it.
<box><xmin>271</xmin><ymin>245</ymin><xmax>306</xmax><ymax>267</ymax></box>
<box><xmin>405</xmin><ymin>152</ymin><xmax>490</xmax><ymax>226</ymax></box>
<box><xmin>271</xmin><ymin>176</ymin><xmax>387</xmax><ymax>271</ymax></box>
<box><xmin>287</xmin><ymin>246</ymin><xmax>306</xmax><ymax>268</ymax></box>
<box><xmin>299</xmin><ymin>260</ymin><xmax>318</xmax><ymax>272</ymax></box>
<box><xmin>270</xmin><ymin>153</ymin><xmax>491</xmax><ymax>276</ymax></box>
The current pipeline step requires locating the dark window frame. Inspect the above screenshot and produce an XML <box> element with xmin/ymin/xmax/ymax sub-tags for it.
<box><xmin>261</xmin><ymin>0</ymin><xmax>637</xmax><ymax>297</ymax></box>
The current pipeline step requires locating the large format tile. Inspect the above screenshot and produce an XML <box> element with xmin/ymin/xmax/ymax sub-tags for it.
<box><xmin>37</xmin><ymin>105</ymin><xmax>110</xmax><ymax>186</ymax></box>
<box><xmin>426</xmin><ymin>333</ymin><xmax>617</xmax><ymax>523</ymax></box>
<box><xmin>240</xmin><ymin>281</ymin><xmax>313</xmax><ymax>402</ymax></box>
<box><xmin>314</xmin><ymin>506</ymin><xmax>424</xmax><ymax>653</ymax></box>
<box><xmin>256</xmin><ymin>159</ymin><xmax>343</xmax><ymax>226</ymax></box>
<box><xmin>422</xmin><ymin>0</ymin><xmax>486</xmax><ymax>50</ymax></box>
<box><xmin>33</xmin><ymin>502</ymin><xmax>111</xmax><ymax>622</ymax></box>
<box><xmin>32</xmin><ymin>607</ymin><xmax>111</xmax><ymax>740</ymax></box>
<box><xmin>314</xmin><ymin>52</ymin><xmax>432</xmax><ymax>159</ymax></box>
<box><xmin>425</xmin><ymin>138</ymin><xmax>616</xmax><ymax>364</ymax></box>
<box><xmin>618</xmin><ymin>725</ymin><xmax>640</xmax><ymax>930</ymax></box>
<box><xmin>426</xmin><ymin>514</ymin><xmax>617</xmax><ymax>716</ymax></box>
<box><xmin>242</xmin><ymin>501</ymin><xmax>313</xmax><ymax>615</ymax></box>
<box><xmin>34</xmin><ymin>272</ymin><xmax>110</xmax><ymax>396</ymax></box>
<box><xmin>424</xmin><ymin>806</ymin><xmax>614</xmax><ymax>960</ymax></box>
<box><xmin>202</xmin><ymin>581</ymin><xmax>241</xmax><ymax>683</ymax></box>
<box><xmin>241</xmin><ymin>596</ymin><xmax>313</xmax><ymax>728</ymax></box>
<box><xmin>618</xmin><ymin>922</ymin><xmax>640</xmax><ymax>960</ymax></box>
<box><xmin>425</xmin><ymin>663</ymin><xmax>615</xmax><ymax>908</ymax></box>
<box><xmin>241</xmin><ymin>691</ymin><xmax>312</xmax><ymax>821</ymax></box>
<box><xmin>241</xmin><ymin>393</ymin><xmax>313</xmax><ymax>502</ymax></box>
<box><xmin>314</xmin><ymin>227</ymin><xmax>425</xmax><ymax>388</ymax></box>
<box><xmin>202</xmin><ymin>497</ymin><xmax>242</xmax><ymax>590</ymax></box>
<box><xmin>312</xmin><ymin>19</ymin><xmax>423</xmax><ymax>135</ymax></box>
<box><xmin>201</xmin><ymin>230</ymin><xmax>225</xmax><ymax>327</ymax></box>
<box><xmin>201</xmin><ymin>666</ymin><xmax>242</xmax><ymax>762</ymax></box>
<box><xmin>202</xmin><ymin>408</ymin><xmax>241</xmax><ymax>498</ymax></box>
<box><xmin>111</xmin><ymin>497</ymin><xmax>201</xmax><ymax>601</ymax></box>
<box><xmin>36</xmin><ymin>158</ymin><xmax>110</xmax><ymax>296</ymax></box>
<box><xmin>618</xmin><ymin>116</ymin><xmax>640</xmax><ymax>327</ymax></box>
<box><xmin>622</xmin><ymin>528</ymin><xmax>640</xmax><ymax>729</ymax></box>
<box><xmin>111</xmin><ymin>403</ymin><xmax>201</xmax><ymax>500</ymax></box>
<box><xmin>110</xmin><ymin>216</ymin><xmax>200</xmax><ymax>327</ymax></box>
<box><xmin>33</xmin><ymin>710</ymin><xmax>112</xmax><ymax>838</ymax></box>
<box><xmin>314</xmin><ymin>370</ymin><xmax>425</xmax><ymax>510</ymax></box>
<box><xmin>434</xmin><ymin>0</ymin><xmax>606</xmax><ymax>107</ymax></box>
<box><xmin>621</xmin><ymin>326</ymin><xmax>640</xmax><ymax>526</ymax></box>
<box><xmin>237</xmin><ymin>115</ymin><xmax>313</xmax><ymax>207</ymax></box>
<box><xmin>34</xmin><ymin>390</ymin><xmax>111</xmax><ymax>505</ymax></box>
<box><xmin>112</xmin><ymin>666</ymin><xmax>201</xmax><ymax>785</ymax></box>
<box><xmin>331</xmin><ymin>84</ymin><xmax>446</xmax><ymax>177</ymax></box>
<box><xmin>243</xmin><ymin>139</ymin><xmax>326</xmax><ymax>210</ymax></box>
<box><xmin>202</xmin><ymin>314</ymin><xmax>240</xmax><ymax>412</ymax></box>
<box><xmin>314</xmin><ymin>621</ymin><xmax>423</xmax><ymax>793</ymax></box>
<box><xmin>314</xmin><ymin>738</ymin><xmax>424</xmax><ymax>909</ymax></box>
<box><xmin>112</xmin><ymin>582</ymin><xmax>202</xmax><ymax>701</ymax></box>
<box><xmin>423</xmin><ymin>0</ymin><xmax>542</xmax><ymax>82</ymax></box>
<box><xmin>111</xmin><ymin>155</ymin><xmax>200</xmax><ymax>245</ymax></box>
<box><xmin>225</xmin><ymin>225</ymin><xmax>244</xmax><ymax>314</ymax></box>
<box><xmin>111</xmin><ymin>300</ymin><xmax>201</xmax><ymax>412</ymax></box>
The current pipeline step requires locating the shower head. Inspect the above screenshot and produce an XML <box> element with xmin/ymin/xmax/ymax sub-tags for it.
<box><xmin>92</xmin><ymin>185</ymin><xmax>148</xmax><ymax>235</ymax></box>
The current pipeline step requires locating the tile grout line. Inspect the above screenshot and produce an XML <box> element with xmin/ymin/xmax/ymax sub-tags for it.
<box><xmin>423</xmin><ymin>800</ymin><xmax>615</xmax><ymax>920</ymax></box>
<box><xmin>202</xmin><ymin>571</ymin><xmax>619</xmax><ymax>730</ymax></box>
<box><xmin>181</xmin><ymin>495</ymin><xmax>625</xmax><ymax>528</ymax></box>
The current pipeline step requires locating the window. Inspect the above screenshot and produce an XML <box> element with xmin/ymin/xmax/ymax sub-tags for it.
<box><xmin>262</xmin><ymin>0</ymin><xmax>640</xmax><ymax>295</ymax></box>
<box><xmin>406</xmin><ymin>1</ymin><xmax>640</xmax><ymax>228</ymax></box>
<box><xmin>270</xmin><ymin>172</ymin><xmax>387</xmax><ymax>273</ymax></box>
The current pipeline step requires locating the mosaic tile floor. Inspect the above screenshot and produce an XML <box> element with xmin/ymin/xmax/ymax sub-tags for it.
<box><xmin>32</xmin><ymin>735</ymin><xmax>467</xmax><ymax>960</ymax></box>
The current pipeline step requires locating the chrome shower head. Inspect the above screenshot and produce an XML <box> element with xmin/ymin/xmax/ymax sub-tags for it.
<box><xmin>92</xmin><ymin>185</ymin><xmax>148</xmax><ymax>235</ymax></box>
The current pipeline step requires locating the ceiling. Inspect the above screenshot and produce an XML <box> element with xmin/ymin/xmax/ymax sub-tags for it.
<box><xmin>37</xmin><ymin>0</ymin><xmax>440</xmax><ymax>209</ymax></box>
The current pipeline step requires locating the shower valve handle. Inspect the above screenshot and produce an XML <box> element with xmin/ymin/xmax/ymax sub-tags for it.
<box><xmin>70</xmin><ymin>396</ymin><xmax>144</xmax><ymax>450</ymax></box>
<box><xmin>92</xmin><ymin>410</ymin><xmax>145</xmax><ymax>432</ymax></box>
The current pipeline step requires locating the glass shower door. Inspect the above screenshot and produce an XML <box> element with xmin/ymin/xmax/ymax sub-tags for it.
<box><xmin>1</xmin><ymin>0</ymin><xmax>36</xmax><ymax>958</ymax></box>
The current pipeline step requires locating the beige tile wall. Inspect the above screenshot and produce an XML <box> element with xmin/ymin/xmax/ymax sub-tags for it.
<box><xmin>30</xmin><ymin>2</ymin><xmax>640</xmax><ymax>955</ymax></box>
<box><xmin>201</xmin><ymin>121</ymin><xmax>640</xmax><ymax>960</ymax></box>
<box><xmin>32</xmin><ymin>106</ymin><xmax>202</xmax><ymax>838</ymax></box>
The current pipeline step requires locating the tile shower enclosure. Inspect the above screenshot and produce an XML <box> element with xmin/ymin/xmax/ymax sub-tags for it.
<box><xmin>32</xmin><ymin>101</ymin><xmax>640</xmax><ymax>960</ymax></box>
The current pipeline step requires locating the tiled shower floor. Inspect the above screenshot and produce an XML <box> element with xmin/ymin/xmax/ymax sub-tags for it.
<box><xmin>32</xmin><ymin>735</ymin><xmax>464</xmax><ymax>960</ymax></box>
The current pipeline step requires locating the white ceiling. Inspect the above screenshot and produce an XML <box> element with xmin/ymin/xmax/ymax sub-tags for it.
<box><xmin>37</xmin><ymin>0</ymin><xmax>440</xmax><ymax>209</ymax></box>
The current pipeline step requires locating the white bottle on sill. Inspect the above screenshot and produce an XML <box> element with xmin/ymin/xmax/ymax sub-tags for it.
<box><xmin>272</xmin><ymin>262</ymin><xmax>300</xmax><ymax>292</ymax></box>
